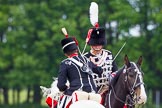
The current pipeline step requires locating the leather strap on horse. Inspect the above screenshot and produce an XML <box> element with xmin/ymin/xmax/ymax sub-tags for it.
<box><xmin>109</xmin><ymin>81</ymin><xmax>136</xmax><ymax>107</ymax></box>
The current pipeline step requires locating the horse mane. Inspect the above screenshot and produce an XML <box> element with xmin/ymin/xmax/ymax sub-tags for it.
<box><xmin>110</xmin><ymin>66</ymin><xmax>125</xmax><ymax>88</ymax></box>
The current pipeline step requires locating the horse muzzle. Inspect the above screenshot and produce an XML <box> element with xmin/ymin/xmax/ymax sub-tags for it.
<box><xmin>137</xmin><ymin>84</ymin><xmax>147</xmax><ymax>104</ymax></box>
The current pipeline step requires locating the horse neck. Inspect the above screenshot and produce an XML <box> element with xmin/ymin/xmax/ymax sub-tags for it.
<box><xmin>109</xmin><ymin>68</ymin><xmax>129</xmax><ymax>108</ymax></box>
<box><xmin>114</xmin><ymin>76</ymin><xmax>128</xmax><ymax>101</ymax></box>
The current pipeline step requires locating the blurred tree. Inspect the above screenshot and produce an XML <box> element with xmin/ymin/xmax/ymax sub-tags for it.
<box><xmin>0</xmin><ymin>0</ymin><xmax>11</xmax><ymax>104</ymax></box>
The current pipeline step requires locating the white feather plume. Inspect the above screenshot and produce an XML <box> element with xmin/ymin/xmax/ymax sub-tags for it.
<box><xmin>61</xmin><ymin>27</ymin><xmax>68</xmax><ymax>38</ymax></box>
<box><xmin>62</xmin><ymin>28</ymin><xmax>67</xmax><ymax>35</ymax></box>
<box><xmin>89</xmin><ymin>2</ymin><xmax>98</xmax><ymax>26</ymax></box>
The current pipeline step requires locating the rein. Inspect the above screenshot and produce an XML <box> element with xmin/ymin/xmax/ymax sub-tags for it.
<box><xmin>108</xmin><ymin>77</ymin><xmax>136</xmax><ymax>107</ymax></box>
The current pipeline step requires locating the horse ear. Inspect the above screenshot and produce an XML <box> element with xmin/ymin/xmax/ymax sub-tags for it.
<box><xmin>124</xmin><ymin>54</ymin><xmax>130</xmax><ymax>67</ymax></box>
<box><xmin>137</xmin><ymin>56</ymin><xmax>142</xmax><ymax>66</ymax></box>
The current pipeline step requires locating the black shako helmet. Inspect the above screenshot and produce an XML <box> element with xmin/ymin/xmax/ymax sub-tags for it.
<box><xmin>61</xmin><ymin>37</ymin><xmax>78</xmax><ymax>54</ymax></box>
<box><xmin>87</xmin><ymin>27</ymin><xmax>107</xmax><ymax>45</ymax></box>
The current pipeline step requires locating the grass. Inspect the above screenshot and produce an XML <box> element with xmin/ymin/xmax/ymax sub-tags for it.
<box><xmin>0</xmin><ymin>89</ymin><xmax>48</xmax><ymax>108</ymax></box>
<box><xmin>0</xmin><ymin>103</ymin><xmax>48</xmax><ymax>108</ymax></box>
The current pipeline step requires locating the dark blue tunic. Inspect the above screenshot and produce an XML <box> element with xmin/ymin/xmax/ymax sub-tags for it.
<box><xmin>57</xmin><ymin>55</ymin><xmax>102</xmax><ymax>96</ymax></box>
<box><xmin>84</xmin><ymin>49</ymin><xmax>118</xmax><ymax>91</ymax></box>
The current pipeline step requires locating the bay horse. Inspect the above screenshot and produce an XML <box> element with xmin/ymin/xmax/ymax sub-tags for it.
<box><xmin>105</xmin><ymin>55</ymin><xmax>147</xmax><ymax>108</ymax></box>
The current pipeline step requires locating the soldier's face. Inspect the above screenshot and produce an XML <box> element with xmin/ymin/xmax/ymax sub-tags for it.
<box><xmin>91</xmin><ymin>45</ymin><xmax>103</xmax><ymax>51</ymax></box>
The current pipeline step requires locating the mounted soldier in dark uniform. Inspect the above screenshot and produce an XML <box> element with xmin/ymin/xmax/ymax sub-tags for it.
<box><xmin>46</xmin><ymin>28</ymin><xmax>103</xmax><ymax>108</ymax></box>
<box><xmin>84</xmin><ymin>27</ymin><xmax>118</xmax><ymax>94</ymax></box>
<box><xmin>83</xmin><ymin>2</ymin><xmax>118</xmax><ymax>105</ymax></box>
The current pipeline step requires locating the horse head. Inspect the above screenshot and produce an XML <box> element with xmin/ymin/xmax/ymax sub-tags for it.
<box><xmin>40</xmin><ymin>77</ymin><xmax>68</xmax><ymax>100</ymax></box>
<box><xmin>106</xmin><ymin>55</ymin><xmax>147</xmax><ymax>108</ymax></box>
<box><xmin>40</xmin><ymin>78</ymin><xmax>61</xmax><ymax>100</ymax></box>
<box><xmin>124</xmin><ymin>55</ymin><xmax>147</xmax><ymax>105</ymax></box>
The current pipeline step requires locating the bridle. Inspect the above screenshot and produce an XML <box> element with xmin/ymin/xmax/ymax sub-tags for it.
<box><xmin>107</xmin><ymin>62</ymin><xmax>144</xmax><ymax>108</ymax></box>
<box><xmin>124</xmin><ymin>62</ymin><xmax>144</xmax><ymax>106</ymax></box>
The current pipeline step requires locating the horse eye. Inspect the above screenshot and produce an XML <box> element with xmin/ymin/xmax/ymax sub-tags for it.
<box><xmin>128</xmin><ymin>72</ymin><xmax>134</xmax><ymax>77</ymax></box>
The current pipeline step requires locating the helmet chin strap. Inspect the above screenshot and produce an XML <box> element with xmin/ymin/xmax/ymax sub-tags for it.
<box><xmin>90</xmin><ymin>47</ymin><xmax>102</xmax><ymax>55</ymax></box>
